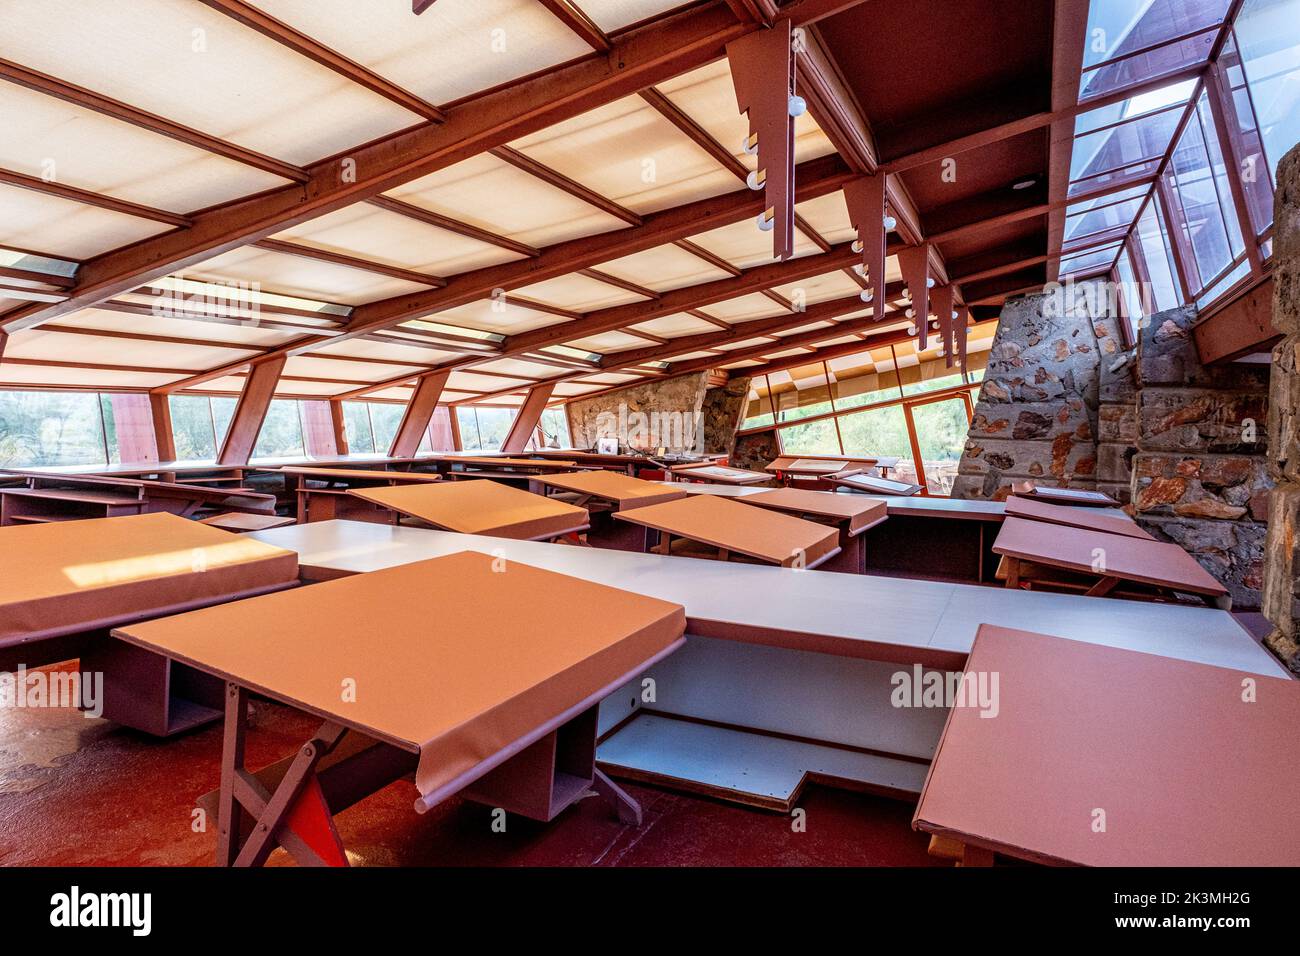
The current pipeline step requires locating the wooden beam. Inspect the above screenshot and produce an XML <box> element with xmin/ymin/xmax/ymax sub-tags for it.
<box><xmin>149</xmin><ymin>391</ymin><xmax>177</xmax><ymax>461</ymax></box>
<box><xmin>0</xmin><ymin>168</ymin><xmax>191</xmax><ymax>227</ymax></box>
<box><xmin>367</xmin><ymin>196</ymin><xmax>540</xmax><ymax>258</ymax></box>
<box><xmin>252</xmin><ymin>238</ymin><xmax>446</xmax><ymax>287</ymax></box>
<box><xmin>501</xmin><ymin>383</ymin><xmax>558</xmax><ymax>452</ymax></box>
<box><xmin>216</xmin><ymin>355</ymin><xmax>285</xmax><ymax>465</ymax></box>
<box><xmin>641</xmin><ymin>87</ymin><xmax>748</xmax><ymax>179</ymax></box>
<box><xmin>0</xmin><ymin>57</ymin><xmax>305</xmax><ymax>183</ymax></box>
<box><xmin>490</xmin><ymin>146</ymin><xmax>641</xmax><ymax>226</ymax></box>
<box><xmin>1046</xmin><ymin>0</ymin><xmax>1099</xmax><ymax>282</ymax></box>
<box><xmin>388</xmin><ymin>370</ymin><xmax>450</xmax><ymax>456</ymax></box>
<box><xmin>330</xmin><ymin>399</ymin><xmax>349</xmax><ymax>455</ymax></box>
<box><xmin>537</xmin><ymin>0</ymin><xmax>611</xmax><ymax>52</ymax></box>
<box><xmin>1192</xmin><ymin>274</ymin><xmax>1277</xmax><ymax>365</ymax></box>
<box><xmin>196</xmin><ymin>0</ymin><xmax>446</xmax><ymax>121</ymax></box>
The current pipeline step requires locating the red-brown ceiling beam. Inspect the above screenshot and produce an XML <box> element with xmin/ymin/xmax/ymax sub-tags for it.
<box><xmin>951</xmin><ymin>253</ymin><xmax>1051</xmax><ymax>286</ymax></box>
<box><xmin>725</xmin><ymin>0</ymin><xmax>779</xmax><ymax>23</ymax></box>
<box><xmin>197</xmin><ymin>0</ymin><xmax>446</xmax><ymax>121</ymax></box>
<box><xmin>689</xmin><ymin>309</ymin><xmax>734</xmax><ymax>330</ymax></box>
<box><xmin>0</xmin><ymin>284</ymin><xmax>67</xmax><ymax>304</ymax></box>
<box><xmin>0</xmin><ymin>264</ymin><xmax>75</xmax><ymax>290</ymax></box>
<box><xmin>1045</xmin><ymin>0</ymin><xmax>1092</xmax><ymax>283</ymax></box>
<box><xmin>252</xmin><ymin>238</ymin><xmax>446</xmax><ymax>287</ymax></box>
<box><xmin>0</xmin><ymin>57</ymin><xmax>305</xmax><ymax>183</ymax></box>
<box><xmin>490</xmin><ymin>147</ymin><xmax>641</xmax><ymax>226</ymax></box>
<box><xmin>5</xmin><ymin>1</ymin><xmax>850</xmax><ymax>334</ymax></box>
<box><xmin>537</xmin><ymin>0</ymin><xmax>612</xmax><ymax>52</ymax></box>
<box><xmin>367</xmin><ymin>196</ymin><xmax>539</xmax><ymax>258</ymax></box>
<box><xmin>500</xmin><ymin>382</ymin><xmax>559</xmax><ymax>452</ymax></box>
<box><xmin>215</xmin><ymin>354</ymin><xmax>285</xmax><ymax>465</ymax></box>
<box><xmin>677</xmin><ymin>240</ymin><xmax>742</xmax><ymax>277</ymax></box>
<box><xmin>0</xmin><ymin>168</ymin><xmax>192</xmax><ymax>227</ymax></box>
<box><xmin>148</xmin><ymin>391</ymin><xmax>177</xmax><ymax>461</ymax></box>
<box><xmin>343</xmin><ymin>153</ymin><xmax>854</xmax><ymax>336</ymax></box>
<box><xmin>640</xmin><ymin>87</ymin><xmax>749</xmax><ymax>179</ymax></box>
<box><xmin>388</xmin><ymin>369</ymin><xmax>450</xmax><ymax>456</ymax></box>
<box><xmin>580</xmin><ymin>268</ymin><xmax>661</xmax><ymax>300</ymax></box>
<box><xmin>795</xmin><ymin>26</ymin><xmax>877</xmax><ymax>173</ymax></box>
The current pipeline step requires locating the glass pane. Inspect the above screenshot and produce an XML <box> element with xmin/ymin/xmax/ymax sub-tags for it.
<box><xmin>1135</xmin><ymin>199</ymin><xmax>1181</xmax><ymax>309</ymax></box>
<box><xmin>1075</xmin><ymin>79</ymin><xmax>1197</xmax><ymax>136</ymax></box>
<box><xmin>456</xmin><ymin>407</ymin><xmax>482</xmax><ymax>449</ymax></box>
<box><xmin>1235</xmin><ymin>0</ymin><xmax>1300</xmax><ymax>183</ymax></box>
<box><xmin>1068</xmin><ymin>157</ymin><xmax>1163</xmax><ymax>196</ymax></box>
<box><xmin>472</xmin><ymin>408</ymin><xmax>515</xmax><ymax>451</ymax></box>
<box><xmin>910</xmin><ymin>398</ymin><xmax>971</xmax><ymax>496</ymax></box>
<box><xmin>0</xmin><ymin>390</ymin><xmax>106</xmax><ymax>467</ymax></box>
<box><xmin>1083</xmin><ymin>32</ymin><xmax>1220</xmax><ymax>99</ymax></box>
<box><xmin>212</xmin><ymin>397</ymin><xmax>236</xmax><ymax>449</ymax></box>
<box><xmin>168</xmin><ymin>395</ymin><xmax>217</xmax><ymax>460</ymax></box>
<box><xmin>1167</xmin><ymin>104</ymin><xmax>1238</xmax><ymax>287</ymax></box>
<box><xmin>901</xmin><ymin>370</ymin><xmax>965</xmax><ymax>398</ymax></box>
<box><xmin>1196</xmin><ymin>90</ymin><xmax>1247</xmax><ymax>259</ymax></box>
<box><xmin>369</xmin><ymin>403</ymin><xmax>404</xmax><ymax>453</ymax></box>
<box><xmin>1065</xmin><ymin>196</ymin><xmax>1146</xmax><ymax>242</ymax></box>
<box><xmin>1065</xmin><ymin>181</ymin><xmax>1151</xmax><ymax>212</ymax></box>
<box><xmin>1060</xmin><ymin>243</ymin><xmax>1122</xmax><ymax>275</ymax></box>
<box><xmin>1082</xmin><ymin>0</ymin><xmax>1226</xmax><ymax>69</ymax></box>
<box><xmin>538</xmin><ymin>407</ymin><xmax>570</xmax><ymax>448</ymax></box>
<box><xmin>1071</xmin><ymin>106</ymin><xmax>1184</xmax><ymax>181</ymax></box>
<box><xmin>342</xmin><ymin>401</ymin><xmax>376</xmax><ymax>454</ymax></box>
<box><xmin>1220</xmin><ymin>32</ymin><xmax>1277</xmax><ymax>231</ymax></box>
<box><xmin>252</xmin><ymin>400</ymin><xmax>306</xmax><ymax>459</ymax></box>
<box><xmin>777</xmin><ymin>417</ymin><xmax>841</xmax><ymax>456</ymax></box>
<box><xmin>1197</xmin><ymin>257</ymin><xmax>1252</xmax><ymax>307</ymax></box>
<box><xmin>837</xmin><ymin>404</ymin><xmax>915</xmax><ymax>482</ymax></box>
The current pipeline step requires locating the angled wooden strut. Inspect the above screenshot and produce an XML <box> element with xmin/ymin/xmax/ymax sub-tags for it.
<box><xmin>897</xmin><ymin>243</ymin><xmax>932</xmax><ymax>351</ymax></box>
<box><xmin>842</xmin><ymin>173</ymin><xmax>888</xmax><ymax>321</ymax></box>
<box><xmin>727</xmin><ymin>19</ymin><xmax>796</xmax><ymax>260</ymax></box>
<box><xmin>931</xmin><ymin>284</ymin><xmax>955</xmax><ymax>368</ymax></box>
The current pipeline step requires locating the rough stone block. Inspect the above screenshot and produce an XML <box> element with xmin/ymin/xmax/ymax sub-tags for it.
<box><xmin>1140</xmin><ymin>514</ymin><xmax>1265</xmax><ymax>610</ymax></box>
<box><xmin>1130</xmin><ymin>453</ymin><xmax>1272</xmax><ymax>521</ymax></box>
<box><xmin>1262</xmin><ymin>482</ymin><xmax>1300</xmax><ymax>640</ymax></box>
<box><xmin>1138</xmin><ymin>388</ymin><xmax>1267</xmax><ymax>454</ymax></box>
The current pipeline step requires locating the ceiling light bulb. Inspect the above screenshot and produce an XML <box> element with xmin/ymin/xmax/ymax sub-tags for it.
<box><xmin>788</xmin><ymin>95</ymin><xmax>807</xmax><ymax>117</ymax></box>
<box><xmin>883</xmin><ymin>215</ymin><xmax>898</xmax><ymax>231</ymax></box>
<box><xmin>743</xmin><ymin>136</ymin><xmax>759</xmax><ymax>155</ymax></box>
<box><xmin>926</xmin><ymin>277</ymin><xmax>936</xmax><ymax>289</ymax></box>
<box><xmin>745</xmin><ymin>170</ymin><xmax>763</xmax><ymax>191</ymax></box>
<box><xmin>907</xmin><ymin>324</ymin><xmax>917</xmax><ymax>336</ymax></box>
<box><xmin>952</xmin><ymin>309</ymin><xmax>959</xmax><ymax>320</ymax></box>
<box><xmin>930</xmin><ymin>320</ymin><xmax>939</xmax><ymax>331</ymax></box>
<box><xmin>757</xmin><ymin>212</ymin><xmax>774</xmax><ymax>232</ymax></box>
<box><xmin>905</xmin><ymin>308</ymin><xmax>915</xmax><ymax>318</ymax></box>
<box><xmin>851</xmin><ymin>239</ymin><xmax>863</xmax><ymax>254</ymax></box>
<box><xmin>859</xmin><ymin>289</ymin><xmax>873</xmax><ymax>302</ymax></box>
<box><xmin>853</xmin><ymin>263</ymin><xmax>866</xmax><ymax>276</ymax></box>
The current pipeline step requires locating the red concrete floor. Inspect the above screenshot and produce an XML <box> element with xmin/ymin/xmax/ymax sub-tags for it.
<box><xmin>0</xmin><ymin>668</ymin><xmax>943</xmax><ymax>867</ymax></box>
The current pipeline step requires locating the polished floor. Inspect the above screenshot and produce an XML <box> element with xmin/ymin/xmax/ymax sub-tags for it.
<box><xmin>0</xmin><ymin>663</ymin><xmax>941</xmax><ymax>867</ymax></box>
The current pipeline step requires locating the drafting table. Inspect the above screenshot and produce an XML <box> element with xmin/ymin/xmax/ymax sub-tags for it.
<box><xmin>1004</xmin><ymin>494</ymin><xmax>1152</xmax><ymax>540</ymax></box>
<box><xmin>199</xmin><ymin>513</ymin><xmax>297</xmax><ymax>533</ymax></box>
<box><xmin>0</xmin><ymin>513</ymin><xmax>298</xmax><ymax>735</ymax></box>
<box><xmin>666</xmin><ymin>462</ymin><xmax>773</xmax><ymax>485</ymax></box>
<box><xmin>349</xmin><ymin>479</ymin><xmax>590</xmax><ymax>541</ymax></box>
<box><xmin>425</xmin><ymin>455</ymin><xmax>586</xmax><ymax>485</ymax></box>
<box><xmin>741</xmin><ymin>487</ymin><xmax>888</xmax><ymax>573</ymax></box>
<box><xmin>658</xmin><ymin>480</ymin><xmax>767</xmax><ymax>498</ymax></box>
<box><xmin>823</xmin><ymin>471</ymin><xmax>923</xmax><ymax>497</ymax></box>
<box><xmin>993</xmin><ymin>516</ymin><xmax>1230</xmax><ymax>606</ymax></box>
<box><xmin>112</xmin><ymin>551</ymin><xmax>685</xmax><ymax>866</ymax></box>
<box><xmin>1015</xmin><ymin>485</ymin><xmax>1120</xmax><ymax>507</ymax></box>
<box><xmin>766</xmin><ymin>456</ymin><xmax>881</xmax><ymax>488</ymax></box>
<box><xmin>277</xmin><ymin>466</ymin><xmax>443</xmax><ymax>523</ymax></box>
<box><xmin>531</xmin><ymin>470</ymin><xmax>688</xmax><ymax>550</ymax></box>
<box><xmin>914</xmin><ymin>625</ymin><xmax>1300</xmax><ymax>866</ymax></box>
<box><xmin>613</xmin><ymin>493</ymin><xmax>841</xmax><ymax>569</ymax></box>
<box><xmin>0</xmin><ymin>472</ymin><xmax>278</xmax><ymax>525</ymax></box>
<box><xmin>250</xmin><ymin>521</ymin><xmax>1284</xmax><ymax>811</ymax></box>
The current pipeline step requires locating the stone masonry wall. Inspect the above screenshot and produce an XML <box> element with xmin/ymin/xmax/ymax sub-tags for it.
<box><xmin>700</xmin><ymin>376</ymin><xmax>751</xmax><ymax>457</ymax></box>
<box><xmin>1262</xmin><ymin>144</ymin><xmax>1300</xmax><ymax>671</ymax></box>
<box><xmin>951</xmin><ymin>279</ymin><xmax>1126</xmax><ymax>499</ymax></box>
<box><xmin>1130</xmin><ymin>305</ymin><xmax>1270</xmax><ymax>610</ymax></box>
<box><xmin>566</xmin><ymin>372</ymin><xmax>708</xmax><ymax>454</ymax></box>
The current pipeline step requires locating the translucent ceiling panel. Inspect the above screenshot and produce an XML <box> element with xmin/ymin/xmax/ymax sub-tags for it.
<box><xmin>594</xmin><ymin>244</ymin><xmax>732</xmax><ymax>292</ymax></box>
<box><xmin>628</xmin><ymin>313</ymin><xmax>722</xmax><ymax>337</ymax></box>
<box><xmin>1074</xmin><ymin>78</ymin><xmax>1196</xmax><ymax>136</ymax></box>
<box><xmin>431</xmin><ymin>300</ymin><xmax>568</xmax><ymax>336</ymax></box>
<box><xmin>185</xmin><ymin>247</ymin><xmax>427</xmax><ymax>306</ymax></box>
<box><xmin>1068</xmin><ymin>158</ymin><xmax>1163</xmax><ymax>197</ymax></box>
<box><xmin>1059</xmin><ymin>243</ymin><xmax>1123</xmax><ymax>275</ymax></box>
<box><xmin>512</xmin><ymin>272</ymin><xmax>649</xmax><ymax>311</ymax></box>
<box><xmin>579</xmin><ymin>0</ymin><xmax>695</xmax><ymax>32</ymax></box>
<box><xmin>0</xmin><ymin>183</ymin><xmax>169</xmax><ymax>260</ymax></box>
<box><xmin>1080</xmin><ymin>0</ymin><xmax>1227</xmax><ymax>98</ymax></box>
<box><xmin>1063</xmin><ymin>181</ymin><xmax>1151</xmax><ymax>213</ymax></box>
<box><xmin>1065</xmin><ymin>196</ymin><xmax>1147</xmax><ymax>241</ymax></box>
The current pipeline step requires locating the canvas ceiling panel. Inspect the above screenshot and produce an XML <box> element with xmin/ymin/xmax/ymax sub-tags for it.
<box><xmin>436</xmin><ymin>390</ymin><xmax>477</xmax><ymax>403</ymax></box>
<box><xmin>687</xmin><ymin>217</ymin><xmax>821</xmax><ymax>270</ymax></box>
<box><xmin>252</xmin><ymin>0</ymin><xmax>591</xmax><ymax>107</ymax></box>
<box><xmin>314</xmin><ymin>339</ymin><xmax>460</xmax><ymax>365</ymax></box>
<box><xmin>551</xmin><ymin>381</ymin><xmax>605</xmax><ymax>397</ymax></box>
<box><xmin>271</xmin><ymin>380</ymin><xmax>357</xmax><ymax>398</ymax></box>
<box><xmin>663</xmin><ymin>350</ymin><xmax>723</xmax><ymax>361</ymax></box>
<box><xmin>712</xmin><ymin>335</ymin><xmax>776</xmax><ymax>351</ymax></box>
<box><xmin>472</xmin><ymin>358</ymin><xmax>564</xmax><ymax>379</ymax></box>
<box><xmin>446</xmin><ymin>371</ymin><xmax>531</xmax><ymax>392</ymax></box>
<box><xmin>283</xmin><ymin>356</ymin><xmax>424</xmax><ymax>382</ymax></box>
<box><xmin>701</xmin><ymin>293</ymin><xmax>787</xmax><ymax>323</ymax></box>
<box><xmin>579</xmin><ymin>0</ymin><xmax>693</xmax><ymax>31</ymax></box>
<box><xmin>722</xmin><ymin>359</ymin><xmax>763</xmax><ymax>369</ymax></box>
<box><xmin>0</xmin><ymin>0</ymin><xmax>420</xmax><ymax>165</ymax></box>
<box><xmin>795</xmin><ymin>191</ymin><xmax>857</xmax><ymax>244</ymax></box>
<box><xmin>385</xmin><ymin>154</ymin><xmax>626</xmax><ymax>250</ymax></box>
<box><xmin>365</xmin><ymin>387</ymin><xmax>417</xmax><ymax>402</ymax></box>
<box><xmin>579</xmin><ymin>372</ymin><xmax>641</xmax><ymax>385</ymax></box>
<box><xmin>0</xmin><ymin>364</ymin><xmax>180</xmax><ymax>388</ymax></box>
<box><xmin>772</xmin><ymin>270</ymin><xmax>862</xmax><ymax>306</ymax></box>
<box><xmin>593</xmin><ymin>243</ymin><xmax>732</xmax><ymax>292</ymax></box>
<box><xmin>185</xmin><ymin>247</ymin><xmax>424</xmax><ymax>306</ymax></box>
<box><xmin>61</xmin><ymin>307</ymin><xmax>298</xmax><ymax>349</ymax></box>
<box><xmin>0</xmin><ymin>84</ymin><xmax>288</xmax><ymax>211</ymax></box>
<box><xmin>509</xmin><ymin>96</ymin><xmax>739</xmax><ymax>215</ymax></box>
<box><xmin>511</xmin><ymin>273</ymin><xmax>649</xmax><ymax>311</ymax></box>
<box><xmin>274</xmin><ymin>205</ymin><xmax>522</xmax><ymax>277</ymax></box>
<box><xmin>629</xmin><ymin>313</ymin><xmax>721</xmax><ymax>337</ymax></box>
<box><xmin>770</xmin><ymin>321</ymin><xmax>836</xmax><ymax>338</ymax></box>
<box><xmin>654</xmin><ymin>60</ymin><xmax>836</xmax><ymax>174</ymax></box>
<box><xmin>0</xmin><ymin>184</ymin><xmax>169</xmax><ymax>260</ymax></box>
<box><xmin>432</xmin><ymin>300</ymin><xmax>567</xmax><ymax>335</ymax></box>
<box><xmin>762</xmin><ymin>347</ymin><xmax>816</xmax><ymax>361</ymax></box>
<box><xmin>2</xmin><ymin>329</ymin><xmax>257</xmax><ymax>370</ymax></box>
<box><xmin>189</xmin><ymin>376</ymin><xmax>247</xmax><ymax>393</ymax></box>
<box><xmin>565</xmin><ymin>330</ymin><xmax>656</xmax><ymax>352</ymax></box>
